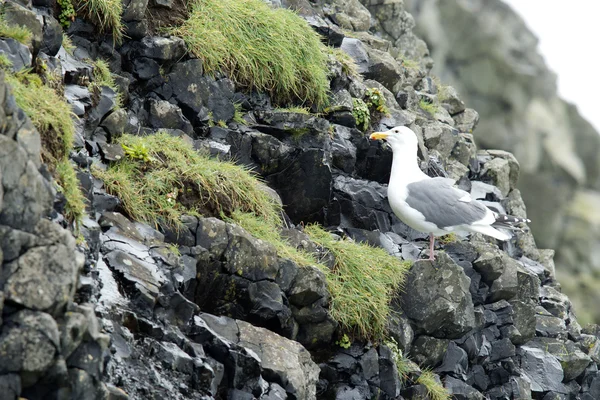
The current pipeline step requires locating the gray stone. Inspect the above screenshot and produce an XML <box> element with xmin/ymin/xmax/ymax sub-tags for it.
<box><xmin>445</xmin><ymin>376</ymin><xmax>484</xmax><ymax>400</ymax></box>
<box><xmin>147</xmin><ymin>99</ymin><xmax>193</xmax><ymax>135</ymax></box>
<box><xmin>525</xmin><ymin>338</ymin><xmax>591</xmax><ymax>382</ymax></box>
<box><xmin>223</xmin><ymin>223</ymin><xmax>279</xmax><ymax>281</ymax></box>
<box><xmin>2</xmin><ymin>220</ymin><xmax>81</xmax><ymax>315</ymax></box>
<box><xmin>0</xmin><ymin>38</ymin><xmax>32</xmax><ymax>72</ymax></box>
<box><xmin>0</xmin><ymin>310</ymin><xmax>59</xmax><ymax>385</ymax></box>
<box><xmin>238</xmin><ymin>320</ymin><xmax>320</xmax><ymax>400</ymax></box>
<box><xmin>2</xmin><ymin>1</ymin><xmax>42</xmax><ymax>52</ymax></box>
<box><xmin>122</xmin><ymin>0</ymin><xmax>148</xmax><ymax>21</ymax></box>
<box><xmin>453</xmin><ymin>108</ymin><xmax>479</xmax><ymax>133</ymax></box>
<box><xmin>340</xmin><ymin>38</ymin><xmax>369</xmax><ymax>75</ymax></box>
<box><xmin>136</xmin><ymin>36</ymin><xmax>186</xmax><ymax>62</ymax></box>
<box><xmin>401</xmin><ymin>253</ymin><xmax>476</xmax><ymax>338</ymax></box>
<box><xmin>288</xmin><ymin>266</ymin><xmax>328</xmax><ymax>307</ymax></box>
<box><xmin>518</xmin><ymin>345</ymin><xmax>565</xmax><ymax>393</ymax></box>
<box><xmin>410</xmin><ymin>336</ymin><xmax>449</xmax><ymax>368</ymax></box>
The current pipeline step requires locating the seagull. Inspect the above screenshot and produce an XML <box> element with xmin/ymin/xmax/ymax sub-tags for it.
<box><xmin>370</xmin><ymin>126</ymin><xmax>530</xmax><ymax>261</ymax></box>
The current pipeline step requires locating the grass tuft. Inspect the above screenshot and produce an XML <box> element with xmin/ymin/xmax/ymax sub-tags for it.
<box><xmin>233</xmin><ymin>103</ymin><xmax>247</xmax><ymax>125</ymax></box>
<box><xmin>93</xmin><ymin>132</ymin><xmax>282</xmax><ymax>229</ymax></box>
<box><xmin>6</xmin><ymin>71</ymin><xmax>75</xmax><ymax>165</ymax></box>
<box><xmin>417</xmin><ymin>371</ymin><xmax>451</xmax><ymax>400</ymax></box>
<box><xmin>419</xmin><ymin>98</ymin><xmax>439</xmax><ymax>116</ymax></box>
<box><xmin>304</xmin><ymin>225</ymin><xmax>411</xmax><ymax>341</ymax></box>
<box><xmin>77</xmin><ymin>0</ymin><xmax>124</xmax><ymax>44</ymax></box>
<box><xmin>0</xmin><ymin>54</ymin><xmax>11</xmax><ymax>69</ymax></box>
<box><xmin>328</xmin><ymin>47</ymin><xmax>360</xmax><ymax>79</ymax></box>
<box><xmin>62</xmin><ymin>34</ymin><xmax>76</xmax><ymax>55</ymax></box>
<box><xmin>229</xmin><ymin>211</ymin><xmax>316</xmax><ymax>268</ymax></box>
<box><xmin>56</xmin><ymin>159</ymin><xmax>87</xmax><ymax>223</ymax></box>
<box><xmin>273</xmin><ymin>106</ymin><xmax>311</xmax><ymax>115</ymax></box>
<box><xmin>91</xmin><ymin>59</ymin><xmax>122</xmax><ymax>108</ymax></box>
<box><xmin>6</xmin><ymin>70</ymin><xmax>84</xmax><ymax>224</ymax></box>
<box><xmin>0</xmin><ymin>15</ymin><xmax>32</xmax><ymax>45</ymax></box>
<box><xmin>170</xmin><ymin>0</ymin><xmax>330</xmax><ymax>108</ymax></box>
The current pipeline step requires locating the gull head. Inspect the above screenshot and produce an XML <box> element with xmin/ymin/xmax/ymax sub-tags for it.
<box><xmin>369</xmin><ymin>126</ymin><xmax>418</xmax><ymax>153</ymax></box>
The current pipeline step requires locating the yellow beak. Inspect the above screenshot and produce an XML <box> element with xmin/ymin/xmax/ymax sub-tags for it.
<box><xmin>369</xmin><ymin>132</ymin><xmax>389</xmax><ymax>140</ymax></box>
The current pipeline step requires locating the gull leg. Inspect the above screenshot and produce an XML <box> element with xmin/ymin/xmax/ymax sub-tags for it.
<box><xmin>429</xmin><ymin>233</ymin><xmax>435</xmax><ymax>261</ymax></box>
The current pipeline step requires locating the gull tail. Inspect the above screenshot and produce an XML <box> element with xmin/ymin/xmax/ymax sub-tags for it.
<box><xmin>492</xmin><ymin>213</ymin><xmax>531</xmax><ymax>231</ymax></box>
<box><xmin>468</xmin><ymin>225</ymin><xmax>512</xmax><ymax>241</ymax></box>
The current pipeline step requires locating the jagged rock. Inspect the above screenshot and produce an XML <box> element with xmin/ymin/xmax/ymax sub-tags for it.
<box><xmin>401</xmin><ymin>253</ymin><xmax>476</xmax><ymax>338</ymax></box>
<box><xmin>436</xmin><ymin>341</ymin><xmax>468</xmax><ymax>377</ymax></box>
<box><xmin>123</xmin><ymin>0</ymin><xmax>149</xmax><ymax>22</ymax></box>
<box><xmin>135</xmin><ymin>36</ymin><xmax>186</xmax><ymax>61</ymax></box>
<box><xmin>3</xmin><ymin>1</ymin><xmax>42</xmax><ymax>52</ymax></box>
<box><xmin>0</xmin><ymin>310</ymin><xmax>59</xmax><ymax>386</ymax></box>
<box><xmin>288</xmin><ymin>266</ymin><xmax>328</xmax><ymax>307</ymax></box>
<box><xmin>453</xmin><ymin>108</ymin><xmax>480</xmax><ymax>133</ymax></box>
<box><xmin>525</xmin><ymin>338</ymin><xmax>591</xmax><ymax>382</ymax></box>
<box><xmin>445</xmin><ymin>376</ymin><xmax>484</xmax><ymax>400</ymax></box>
<box><xmin>518</xmin><ymin>345</ymin><xmax>565</xmax><ymax>393</ymax></box>
<box><xmin>147</xmin><ymin>98</ymin><xmax>194</xmax><ymax>135</ymax></box>
<box><xmin>410</xmin><ymin>336</ymin><xmax>449</xmax><ymax>368</ymax></box>
<box><xmin>0</xmin><ymin>38</ymin><xmax>31</xmax><ymax>71</ymax></box>
<box><xmin>132</xmin><ymin>57</ymin><xmax>160</xmax><ymax>80</ymax></box>
<box><xmin>238</xmin><ymin>320</ymin><xmax>320</xmax><ymax>400</ymax></box>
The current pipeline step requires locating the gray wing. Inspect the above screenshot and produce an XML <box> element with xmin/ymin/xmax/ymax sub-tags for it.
<box><xmin>405</xmin><ymin>177</ymin><xmax>488</xmax><ymax>228</ymax></box>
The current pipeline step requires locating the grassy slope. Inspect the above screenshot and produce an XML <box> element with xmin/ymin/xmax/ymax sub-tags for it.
<box><xmin>170</xmin><ymin>0</ymin><xmax>330</xmax><ymax>108</ymax></box>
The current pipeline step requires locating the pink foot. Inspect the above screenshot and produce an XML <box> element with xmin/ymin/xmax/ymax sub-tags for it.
<box><xmin>428</xmin><ymin>233</ymin><xmax>435</xmax><ymax>261</ymax></box>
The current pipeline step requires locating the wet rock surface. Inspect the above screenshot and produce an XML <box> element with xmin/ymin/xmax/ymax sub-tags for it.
<box><xmin>0</xmin><ymin>0</ymin><xmax>599</xmax><ymax>399</ymax></box>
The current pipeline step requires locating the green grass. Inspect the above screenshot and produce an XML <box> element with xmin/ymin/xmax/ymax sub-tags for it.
<box><xmin>78</xmin><ymin>0</ymin><xmax>124</xmax><ymax>44</ymax></box>
<box><xmin>228</xmin><ymin>211</ymin><xmax>315</xmax><ymax>268</ymax></box>
<box><xmin>6</xmin><ymin>70</ymin><xmax>84</xmax><ymax>224</ymax></box>
<box><xmin>91</xmin><ymin>59</ymin><xmax>122</xmax><ymax>108</ymax></box>
<box><xmin>386</xmin><ymin>338</ymin><xmax>412</xmax><ymax>380</ymax></box>
<box><xmin>0</xmin><ymin>54</ymin><xmax>11</xmax><ymax>69</ymax></box>
<box><xmin>401</xmin><ymin>58</ymin><xmax>419</xmax><ymax>70</ymax></box>
<box><xmin>233</xmin><ymin>103</ymin><xmax>247</xmax><ymax>125</ymax></box>
<box><xmin>352</xmin><ymin>98</ymin><xmax>370</xmax><ymax>131</ymax></box>
<box><xmin>273</xmin><ymin>107</ymin><xmax>311</xmax><ymax>114</ymax></box>
<box><xmin>93</xmin><ymin>133</ymin><xmax>282</xmax><ymax>230</ymax></box>
<box><xmin>417</xmin><ymin>371</ymin><xmax>451</xmax><ymax>400</ymax></box>
<box><xmin>55</xmin><ymin>159</ymin><xmax>87</xmax><ymax>223</ymax></box>
<box><xmin>6</xmin><ymin>71</ymin><xmax>74</xmax><ymax>165</ymax></box>
<box><xmin>328</xmin><ymin>47</ymin><xmax>359</xmax><ymax>79</ymax></box>
<box><xmin>170</xmin><ymin>0</ymin><xmax>330</xmax><ymax>108</ymax></box>
<box><xmin>0</xmin><ymin>15</ymin><xmax>32</xmax><ymax>45</ymax></box>
<box><xmin>304</xmin><ymin>225</ymin><xmax>411</xmax><ymax>341</ymax></box>
<box><xmin>419</xmin><ymin>98</ymin><xmax>439</xmax><ymax>116</ymax></box>
<box><xmin>62</xmin><ymin>34</ymin><xmax>75</xmax><ymax>55</ymax></box>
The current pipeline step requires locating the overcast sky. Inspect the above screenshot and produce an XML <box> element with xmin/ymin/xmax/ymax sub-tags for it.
<box><xmin>502</xmin><ymin>0</ymin><xmax>600</xmax><ymax>132</ymax></box>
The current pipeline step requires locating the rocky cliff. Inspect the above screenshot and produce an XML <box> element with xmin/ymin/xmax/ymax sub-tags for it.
<box><xmin>400</xmin><ymin>0</ymin><xmax>600</xmax><ymax>324</ymax></box>
<box><xmin>1</xmin><ymin>0</ymin><xmax>600</xmax><ymax>399</ymax></box>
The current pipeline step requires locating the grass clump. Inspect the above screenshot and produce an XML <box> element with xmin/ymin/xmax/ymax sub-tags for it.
<box><xmin>232</xmin><ymin>103</ymin><xmax>247</xmax><ymax>125</ymax></box>
<box><xmin>419</xmin><ymin>98</ymin><xmax>439</xmax><ymax>116</ymax></box>
<box><xmin>77</xmin><ymin>0</ymin><xmax>124</xmax><ymax>44</ymax></box>
<box><xmin>6</xmin><ymin>70</ymin><xmax>84</xmax><ymax>224</ymax></box>
<box><xmin>328</xmin><ymin>47</ymin><xmax>359</xmax><ymax>79</ymax></box>
<box><xmin>6</xmin><ymin>71</ymin><xmax>74</xmax><ymax>165</ymax></box>
<box><xmin>170</xmin><ymin>0</ymin><xmax>330</xmax><ymax>108</ymax></box>
<box><xmin>304</xmin><ymin>225</ymin><xmax>411</xmax><ymax>341</ymax></box>
<box><xmin>91</xmin><ymin>59</ymin><xmax>122</xmax><ymax>108</ymax></box>
<box><xmin>94</xmin><ymin>132</ymin><xmax>282</xmax><ymax>229</ymax></box>
<box><xmin>273</xmin><ymin>106</ymin><xmax>311</xmax><ymax>115</ymax></box>
<box><xmin>55</xmin><ymin>159</ymin><xmax>87</xmax><ymax>222</ymax></box>
<box><xmin>0</xmin><ymin>54</ymin><xmax>11</xmax><ymax>70</ymax></box>
<box><xmin>0</xmin><ymin>15</ymin><xmax>32</xmax><ymax>45</ymax></box>
<box><xmin>62</xmin><ymin>34</ymin><xmax>75</xmax><ymax>55</ymax></box>
<box><xmin>417</xmin><ymin>371</ymin><xmax>451</xmax><ymax>400</ymax></box>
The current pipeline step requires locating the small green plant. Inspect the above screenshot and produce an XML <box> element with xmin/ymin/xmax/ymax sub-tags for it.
<box><xmin>232</xmin><ymin>103</ymin><xmax>247</xmax><ymax>125</ymax></box>
<box><xmin>352</xmin><ymin>98</ymin><xmax>370</xmax><ymax>131</ymax></box>
<box><xmin>419</xmin><ymin>98</ymin><xmax>439</xmax><ymax>116</ymax></box>
<box><xmin>386</xmin><ymin>338</ymin><xmax>412</xmax><ymax>380</ymax></box>
<box><xmin>122</xmin><ymin>143</ymin><xmax>152</xmax><ymax>163</ymax></box>
<box><xmin>328</xmin><ymin>47</ymin><xmax>359</xmax><ymax>79</ymax></box>
<box><xmin>305</xmin><ymin>225</ymin><xmax>411</xmax><ymax>340</ymax></box>
<box><xmin>78</xmin><ymin>0</ymin><xmax>124</xmax><ymax>44</ymax></box>
<box><xmin>91</xmin><ymin>59</ymin><xmax>122</xmax><ymax>108</ymax></box>
<box><xmin>0</xmin><ymin>15</ymin><xmax>32</xmax><ymax>45</ymax></box>
<box><xmin>438</xmin><ymin>233</ymin><xmax>457</xmax><ymax>245</ymax></box>
<box><xmin>365</xmin><ymin>88</ymin><xmax>388</xmax><ymax>114</ymax></box>
<box><xmin>417</xmin><ymin>371</ymin><xmax>451</xmax><ymax>400</ymax></box>
<box><xmin>217</xmin><ymin>120</ymin><xmax>227</xmax><ymax>128</ymax></box>
<box><xmin>336</xmin><ymin>334</ymin><xmax>352</xmax><ymax>349</ymax></box>
<box><xmin>0</xmin><ymin>54</ymin><xmax>12</xmax><ymax>70</ymax></box>
<box><xmin>94</xmin><ymin>133</ymin><xmax>282</xmax><ymax>230</ymax></box>
<box><xmin>62</xmin><ymin>34</ymin><xmax>75</xmax><ymax>55</ymax></box>
<box><xmin>401</xmin><ymin>58</ymin><xmax>419</xmax><ymax>70</ymax></box>
<box><xmin>170</xmin><ymin>0</ymin><xmax>330</xmax><ymax>108</ymax></box>
<box><xmin>167</xmin><ymin>243</ymin><xmax>181</xmax><ymax>257</ymax></box>
<box><xmin>57</xmin><ymin>0</ymin><xmax>76</xmax><ymax>28</ymax></box>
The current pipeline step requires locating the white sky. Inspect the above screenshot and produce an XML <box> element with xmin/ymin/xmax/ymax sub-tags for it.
<box><xmin>502</xmin><ymin>0</ymin><xmax>600</xmax><ymax>132</ymax></box>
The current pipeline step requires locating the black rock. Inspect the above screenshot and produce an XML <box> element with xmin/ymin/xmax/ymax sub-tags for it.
<box><xmin>436</xmin><ymin>341</ymin><xmax>468</xmax><ymax>377</ymax></box>
<box><xmin>445</xmin><ymin>376</ymin><xmax>484</xmax><ymax>400</ymax></box>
